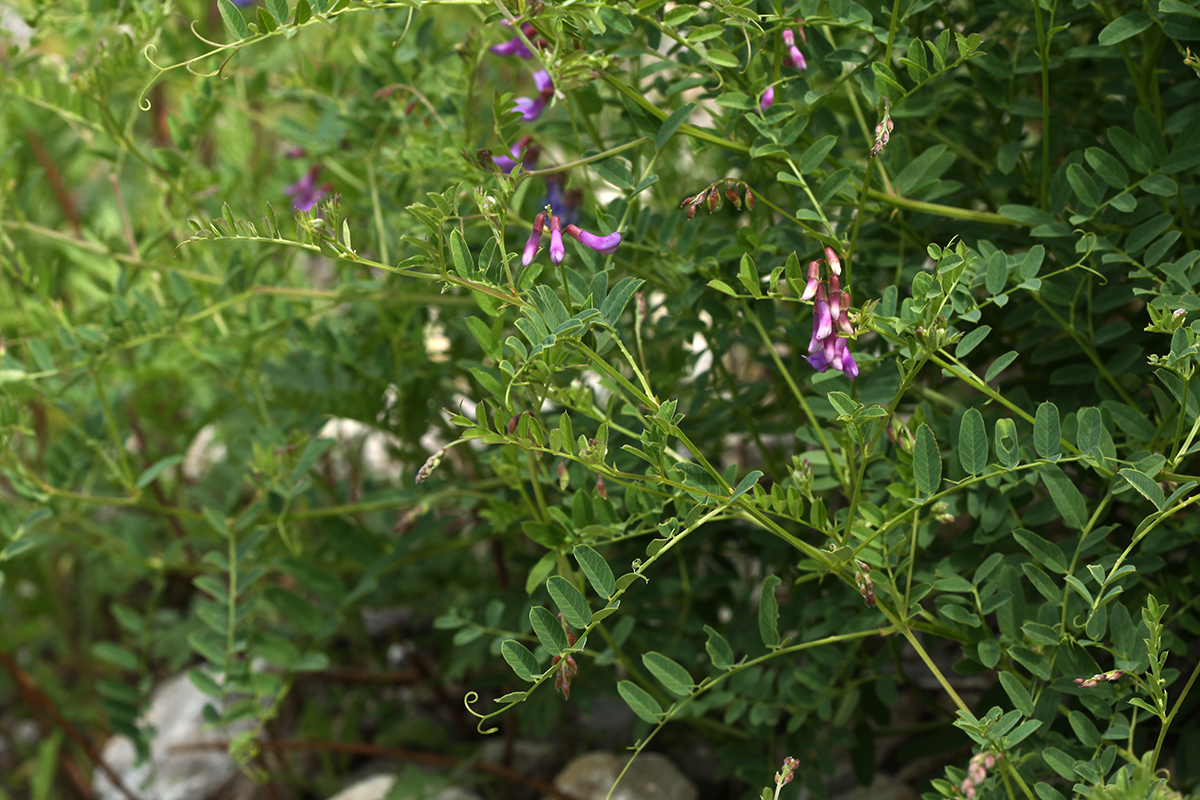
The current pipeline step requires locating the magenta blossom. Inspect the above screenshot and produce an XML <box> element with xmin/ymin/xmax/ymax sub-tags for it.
<box><xmin>493</xmin><ymin>136</ymin><xmax>540</xmax><ymax>173</ymax></box>
<box><xmin>490</xmin><ymin>21</ymin><xmax>537</xmax><ymax>58</ymax></box>
<box><xmin>513</xmin><ymin>69</ymin><xmax>554</xmax><ymax>121</ymax></box>
<box><xmin>549</xmin><ymin>214</ymin><xmax>565</xmax><ymax>265</ymax></box>
<box><xmin>285</xmin><ymin>165</ymin><xmax>330</xmax><ymax>212</ymax></box>
<box><xmin>523</xmin><ymin>212</ymin><xmax>545</xmax><ymax>267</ymax></box>
<box><xmin>802</xmin><ymin>251</ymin><xmax>858</xmax><ymax>380</ymax></box>
<box><xmin>760</xmin><ymin>86</ymin><xmax>775</xmax><ymax>110</ymax></box>
<box><xmin>782</xmin><ymin>28</ymin><xmax>806</xmax><ymax>71</ymax></box>
<box><xmin>564</xmin><ymin>224</ymin><xmax>622</xmax><ymax>254</ymax></box>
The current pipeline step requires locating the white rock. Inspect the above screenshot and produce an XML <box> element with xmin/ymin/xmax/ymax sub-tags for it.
<box><xmin>93</xmin><ymin>672</ymin><xmax>252</xmax><ymax>800</ymax></box>
<box><xmin>553</xmin><ymin>752</ymin><xmax>697</xmax><ymax>800</ymax></box>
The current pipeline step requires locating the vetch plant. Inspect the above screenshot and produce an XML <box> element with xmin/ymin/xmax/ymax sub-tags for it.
<box><xmin>5</xmin><ymin>0</ymin><xmax>1200</xmax><ymax>798</ymax></box>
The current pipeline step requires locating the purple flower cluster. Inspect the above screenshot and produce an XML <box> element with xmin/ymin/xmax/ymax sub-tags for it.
<box><xmin>523</xmin><ymin>211</ymin><xmax>621</xmax><ymax>267</ymax></box>
<box><xmin>802</xmin><ymin>247</ymin><xmax>858</xmax><ymax>380</ymax></box>
<box><xmin>782</xmin><ymin>24</ymin><xmax>806</xmax><ymax>71</ymax></box>
<box><xmin>959</xmin><ymin>752</ymin><xmax>1000</xmax><ymax>800</ymax></box>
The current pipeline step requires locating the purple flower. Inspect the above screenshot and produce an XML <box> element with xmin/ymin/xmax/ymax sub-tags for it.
<box><xmin>285</xmin><ymin>165</ymin><xmax>329</xmax><ymax>212</ymax></box>
<box><xmin>564</xmin><ymin>224</ymin><xmax>621</xmax><ymax>255</ymax></box>
<box><xmin>513</xmin><ymin>70</ymin><xmax>554</xmax><ymax>121</ymax></box>
<box><xmin>760</xmin><ymin>86</ymin><xmax>775</xmax><ymax>110</ymax></box>
<box><xmin>825</xmin><ymin>245</ymin><xmax>841</xmax><ymax>275</ymax></box>
<box><xmin>804</xmin><ymin>279</ymin><xmax>859</xmax><ymax>380</ymax></box>
<box><xmin>805</xmin><ymin>349</ymin><xmax>829</xmax><ymax>372</ymax></box>
<box><xmin>542</xmin><ymin>175</ymin><xmax>582</xmax><ymax>225</ymax></box>
<box><xmin>782</xmin><ymin>28</ymin><xmax>806</xmax><ymax>71</ymax></box>
<box><xmin>490</xmin><ymin>21</ymin><xmax>538</xmax><ymax>58</ymax></box>
<box><xmin>493</xmin><ymin>136</ymin><xmax>539</xmax><ymax>173</ymax></box>
<box><xmin>523</xmin><ymin>212</ymin><xmax>545</xmax><ymax>267</ymax></box>
<box><xmin>549</xmin><ymin>214</ymin><xmax>565</xmax><ymax>265</ymax></box>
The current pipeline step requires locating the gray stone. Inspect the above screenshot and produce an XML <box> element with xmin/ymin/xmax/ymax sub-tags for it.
<box><xmin>325</xmin><ymin>777</ymin><xmax>480</xmax><ymax>800</ymax></box>
<box><xmin>553</xmin><ymin>752</ymin><xmax>697</xmax><ymax>800</ymax></box>
<box><xmin>93</xmin><ymin>671</ymin><xmax>253</xmax><ymax>800</ymax></box>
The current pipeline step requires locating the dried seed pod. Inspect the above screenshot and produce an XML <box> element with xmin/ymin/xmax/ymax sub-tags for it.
<box><xmin>725</xmin><ymin>186</ymin><xmax>742</xmax><ymax>210</ymax></box>
<box><xmin>707</xmin><ymin>187</ymin><xmax>721</xmax><ymax>212</ymax></box>
<box><xmin>744</xmin><ymin>188</ymin><xmax>755</xmax><ymax>210</ymax></box>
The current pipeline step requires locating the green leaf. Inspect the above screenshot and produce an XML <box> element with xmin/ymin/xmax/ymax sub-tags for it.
<box><xmin>1037</xmin><ymin>464</ymin><xmax>1088</xmax><ymax>529</ymax></box>
<box><xmin>985</xmin><ymin>351</ymin><xmax>1019</xmax><ymax>383</ymax></box>
<box><xmin>704</xmin><ymin>625</ymin><xmax>734</xmax><ymax>669</ymax></box>
<box><xmin>618</xmin><ymin>680</ymin><xmax>663</xmax><ymax>722</ymax></box>
<box><xmin>1119</xmin><ymin>468</ymin><xmax>1166</xmax><ymax>510</ymax></box>
<box><xmin>217</xmin><ymin>0</ymin><xmax>251</xmax><ymax>39</ymax></box>
<box><xmin>501</xmin><ymin>640</ymin><xmax>540</xmax><ymax>682</ymax></box>
<box><xmin>977</xmin><ymin>638</ymin><xmax>1001</xmax><ymax>668</ymax></box>
<box><xmin>999</xmin><ymin>671</ymin><xmax>1034</xmax><ymax>716</ymax></box>
<box><xmin>1005</xmin><ymin>719</ymin><xmax>1043</xmax><ymax>747</ymax></box>
<box><xmin>758</xmin><ymin>575</ymin><xmax>781</xmax><ymax>648</ymax></box>
<box><xmin>573</xmin><ymin>545</ymin><xmax>615</xmax><ymax>599</ymax></box>
<box><xmin>1013</xmin><ymin>528</ymin><xmax>1068</xmax><ymax>573</ymax></box>
<box><xmin>1098</xmin><ymin>13</ymin><xmax>1154</xmax><ymax>46</ymax></box>
<box><xmin>956</xmin><ymin>325</ymin><xmax>992</xmax><ymax>358</ymax></box>
<box><xmin>994</xmin><ymin>418</ymin><xmax>1019</xmax><ymax>469</ymax></box>
<box><xmin>1034</xmin><ymin>402</ymin><xmax>1061</xmax><ymax>458</ymax></box>
<box><xmin>1066</xmin><ymin>164</ymin><xmax>1101</xmax><ymax>207</ymax></box>
<box><xmin>1069</xmin><ymin>710</ymin><xmax>1100</xmax><ymax>749</ymax></box>
<box><xmin>913</xmin><ymin>424</ymin><xmax>942</xmax><ymax>496</ymax></box>
<box><xmin>827</xmin><ymin>391</ymin><xmax>859</xmax><ymax>418</ymax></box>
<box><xmin>92</xmin><ymin>641</ymin><xmax>140</xmax><ymax>671</ymax></box>
<box><xmin>294</xmin><ymin>0</ymin><xmax>311</xmax><ymax>24</ymax></box>
<box><xmin>529</xmin><ymin>605</ymin><xmax>568</xmax><ymax>655</ymax></box>
<box><xmin>731</xmin><ymin>470</ymin><xmax>763</xmax><ymax>500</ymax></box>
<box><xmin>188</xmin><ymin>668</ymin><xmax>223</xmax><ymax>698</ymax></box>
<box><xmin>797</xmin><ymin>136</ymin><xmax>838</xmax><ymax>173</ymax></box>
<box><xmin>643</xmin><ymin>651</ymin><xmax>694</xmax><ymax>696</ymax></box>
<box><xmin>135</xmin><ymin>454</ymin><xmax>183</xmax><ymax>489</ymax></box>
<box><xmin>708</xmin><ymin>279</ymin><xmax>739</xmax><ymax>296</ymax></box>
<box><xmin>656</xmin><ymin>102</ymin><xmax>695</xmax><ymax>150</ymax></box>
<box><xmin>1042</xmin><ymin>748</ymin><xmax>1076</xmax><ymax>780</ymax></box>
<box><xmin>267</xmin><ymin>0</ymin><xmax>290</xmax><ymax>23</ymax></box>
<box><xmin>1085</xmin><ymin>147</ymin><xmax>1129</xmax><ymax>188</ymax></box>
<box><xmin>958</xmin><ymin>409</ymin><xmax>988</xmax><ymax>475</ymax></box>
<box><xmin>706</xmin><ymin>49</ymin><xmax>740</xmax><ymax>68</ymax></box>
<box><xmin>546</xmin><ymin>576</ymin><xmax>592</xmax><ymax>629</ymax></box>
<box><xmin>449</xmin><ymin>229</ymin><xmax>474</xmax><ymax>277</ymax></box>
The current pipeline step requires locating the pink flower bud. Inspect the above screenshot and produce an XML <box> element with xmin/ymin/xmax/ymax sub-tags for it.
<box><xmin>523</xmin><ymin>212</ymin><xmax>545</xmax><ymax>266</ymax></box>
<box><xmin>760</xmin><ymin>86</ymin><xmax>775</xmax><ymax>110</ymax></box>
<box><xmin>801</xmin><ymin>259</ymin><xmax>821</xmax><ymax>300</ymax></box>
<box><xmin>825</xmin><ymin>246</ymin><xmax>841</xmax><ymax>275</ymax></box>
<box><xmin>549</xmin><ymin>214</ymin><xmax>565</xmax><ymax>264</ymax></box>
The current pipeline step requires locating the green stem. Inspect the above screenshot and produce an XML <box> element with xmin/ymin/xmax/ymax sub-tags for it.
<box><xmin>1151</xmin><ymin>656</ymin><xmax>1200</xmax><ymax>771</ymax></box>
<box><xmin>744</xmin><ymin>308</ymin><xmax>845</xmax><ymax>489</ymax></box>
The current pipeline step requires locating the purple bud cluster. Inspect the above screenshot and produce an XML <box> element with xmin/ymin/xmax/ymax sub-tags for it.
<box><xmin>681</xmin><ymin>180</ymin><xmax>754</xmax><ymax>220</ymax></box>
<box><xmin>775</xmin><ymin>756</ymin><xmax>799</xmax><ymax>787</ymax></box>
<box><xmin>804</xmin><ymin>247</ymin><xmax>858</xmax><ymax>380</ymax></box>
<box><xmin>871</xmin><ymin>102</ymin><xmax>894</xmax><ymax>157</ymax></box>
<box><xmin>523</xmin><ymin>211</ymin><xmax>622</xmax><ymax>267</ymax></box>
<box><xmin>415</xmin><ymin>448</ymin><xmax>446</xmax><ymax>484</ymax></box>
<box><xmin>1075</xmin><ymin>670</ymin><xmax>1123</xmax><ymax>688</ymax></box>
<box><xmin>959</xmin><ymin>752</ymin><xmax>999</xmax><ymax>800</ymax></box>
<box><xmin>782</xmin><ymin>24</ymin><xmax>806</xmax><ymax>71</ymax></box>
<box><xmin>854</xmin><ymin>559</ymin><xmax>875</xmax><ymax>607</ymax></box>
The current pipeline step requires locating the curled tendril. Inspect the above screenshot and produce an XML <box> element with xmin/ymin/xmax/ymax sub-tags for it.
<box><xmin>462</xmin><ymin>691</ymin><xmax>500</xmax><ymax>735</ymax></box>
